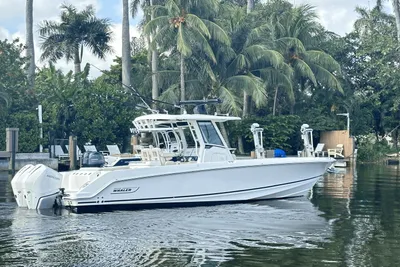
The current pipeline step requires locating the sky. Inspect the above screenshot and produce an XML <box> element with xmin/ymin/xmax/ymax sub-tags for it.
<box><xmin>0</xmin><ymin>0</ymin><xmax>392</xmax><ymax>78</ymax></box>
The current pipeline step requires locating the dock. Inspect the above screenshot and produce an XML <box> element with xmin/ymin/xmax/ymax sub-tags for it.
<box><xmin>0</xmin><ymin>153</ymin><xmax>58</xmax><ymax>171</ymax></box>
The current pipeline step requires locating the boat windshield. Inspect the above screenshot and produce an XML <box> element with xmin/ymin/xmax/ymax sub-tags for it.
<box><xmin>197</xmin><ymin>121</ymin><xmax>224</xmax><ymax>146</ymax></box>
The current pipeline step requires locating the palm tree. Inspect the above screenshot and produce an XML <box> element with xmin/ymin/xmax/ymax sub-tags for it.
<box><xmin>144</xmin><ymin>0</ymin><xmax>230</xmax><ymax>101</ymax></box>
<box><xmin>377</xmin><ymin>0</ymin><xmax>400</xmax><ymax>41</ymax></box>
<box><xmin>122</xmin><ymin>0</ymin><xmax>132</xmax><ymax>91</ymax></box>
<box><xmin>218</xmin><ymin>3</ymin><xmax>287</xmax><ymax>152</ymax></box>
<box><xmin>39</xmin><ymin>4</ymin><xmax>113</xmax><ymax>74</ymax></box>
<box><xmin>266</xmin><ymin>4</ymin><xmax>343</xmax><ymax>115</ymax></box>
<box><xmin>26</xmin><ymin>0</ymin><xmax>35</xmax><ymax>88</ymax></box>
<box><xmin>131</xmin><ymin>0</ymin><xmax>161</xmax><ymax>102</ymax></box>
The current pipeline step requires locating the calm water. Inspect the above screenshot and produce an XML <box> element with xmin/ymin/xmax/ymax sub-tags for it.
<box><xmin>1</xmin><ymin>165</ymin><xmax>400</xmax><ymax>267</ymax></box>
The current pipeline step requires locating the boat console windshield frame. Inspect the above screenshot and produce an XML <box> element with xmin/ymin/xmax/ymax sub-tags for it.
<box><xmin>132</xmin><ymin>114</ymin><xmax>240</xmax><ymax>163</ymax></box>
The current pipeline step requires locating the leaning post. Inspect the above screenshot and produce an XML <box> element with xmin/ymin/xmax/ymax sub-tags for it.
<box><xmin>69</xmin><ymin>135</ymin><xmax>77</xmax><ymax>170</ymax></box>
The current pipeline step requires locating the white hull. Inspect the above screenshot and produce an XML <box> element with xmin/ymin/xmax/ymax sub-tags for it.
<box><xmin>61</xmin><ymin>157</ymin><xmax>333</xmax><ymax>212</ymax></box>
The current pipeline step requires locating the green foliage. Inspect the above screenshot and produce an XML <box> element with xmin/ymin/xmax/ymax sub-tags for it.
<box><xmin>6</xmin><ymin>113</ymin><xmax>40</xmax><ymax>152</ymax></box>
<box><xmin>4</xmin><ymin>0</ymin><xmax>400</xmax><ymax>154</ymax></box>
<box><xmin>35</xmin><ymin>64</ymin><xmax>140</xmax><ymax>151</ymax></box>
<box><xmin>39</xmin><ymin>4</ymin><xmax>113</xmax><ymax>72</ymax></box>
<box><xmin>0</xmin><ymin>39</ymin><xmax>29</xmax><ymax>110</ymax></box>
<box><xmin>357</xmin><ymin>137</ymin><xmax>395</xmax><ymax>163</ymax></box>
<box><xmin>227</xmin><ymin>115</ymin><xmax>301</xmax><ymax>154</ymax></box>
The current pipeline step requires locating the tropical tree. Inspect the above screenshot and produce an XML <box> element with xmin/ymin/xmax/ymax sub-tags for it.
<box><xmin>265</xmin><ymin>4</ymin><xmax>343</xmax><ymax>115</ymax></box>
<box><xmin>122</xmin><ymin>0</ymin><xmax>132</xmax><ymax>91</ymax></box>
<box><xmin>26</xmin><ymin>0</ymin><xmax>35</xmax><ymax>88</ymax></box>
<box><xmin>144</xmin><ymin>0</ymin><xmax>230</xmax><ymax>101</ymax></box>
<box><xmin>131</xmin><ymin>0</ymin><xmax>161</xmax><ymax>103</ymax></box>
<box><xmin>39</xmin><ymin>4</ymin><xmax>113</xmax><ymax>74</ymax></box>
<box><xmin>0</xmin><ymin>39</ymin><xmax>29</xmax><ymax>109</ymax></box>
<box><xmin>377</xmin><ymin>0</ymin><xmax>400</xmax><ymax>41</ymax></box>
<box><xmin>35</xmin><ymin>63</ymin><xmax>89</xmax><ymax>137</ymax></box>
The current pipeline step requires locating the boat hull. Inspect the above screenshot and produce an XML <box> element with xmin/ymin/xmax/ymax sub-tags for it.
<box><xmin>62</xmin><ymin>157</ymin><xmax>333</xmax><ymax>212</ymax></box>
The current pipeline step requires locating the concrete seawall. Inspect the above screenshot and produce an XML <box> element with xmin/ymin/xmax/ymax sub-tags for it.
<box><xmin>0</xmin><ymin>153</ymin><xmax>58</xmax><ymax>171</ymax></box>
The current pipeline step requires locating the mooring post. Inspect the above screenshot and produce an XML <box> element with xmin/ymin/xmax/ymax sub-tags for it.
<box><xmin>6</xmin><ymin>128</ymin><xmax>19</xmax><ymax>178</ymax></box>
<box><xmin>69</xmin><ymin>135</ymin><xmax>77</xmax><ymax>170</ymax></box>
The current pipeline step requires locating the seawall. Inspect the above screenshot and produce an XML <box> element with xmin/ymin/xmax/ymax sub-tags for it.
<box><xmin>0</xmin><ymin>153</ymin><xmax>58</xmax><ymax>171</ymax></box>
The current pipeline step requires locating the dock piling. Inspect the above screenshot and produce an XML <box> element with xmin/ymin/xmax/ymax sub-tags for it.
<box><xmin>6</xmin><ymin>128</ymin><xmax>19</xmax><ymax>178</ymax></box>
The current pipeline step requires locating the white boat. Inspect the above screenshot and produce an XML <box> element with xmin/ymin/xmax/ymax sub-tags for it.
<box><xmin>11</xmin><ymin>111</ymin><xmax>334</xmax><ymax>212</ymax></box>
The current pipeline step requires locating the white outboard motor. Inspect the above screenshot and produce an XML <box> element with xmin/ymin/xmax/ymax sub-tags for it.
<box><xmin>23</xmin><ymin>164</ymin><xmax>62</xmax><ymax>209</ymax></box>
<box><xmin>11</xmin><ymin>164</ymin><xmax>35</xmax><ymax>207</ymax></box>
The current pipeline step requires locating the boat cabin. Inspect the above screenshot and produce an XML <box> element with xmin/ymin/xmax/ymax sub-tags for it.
<box><xmin>132</xmin><ymin>114</ymin><xmax>240</xmax><ymax>164</ymax></box>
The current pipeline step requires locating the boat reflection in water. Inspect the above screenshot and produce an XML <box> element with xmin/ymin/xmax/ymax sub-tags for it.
<box><xmin>5</xmin><ymin>196</ymin><xmax>333</xmax><ymax>267</ymax></box>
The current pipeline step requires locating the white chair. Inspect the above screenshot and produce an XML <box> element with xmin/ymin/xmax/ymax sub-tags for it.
<box><xmin>65</xmin><ymin>145</ymin><xmax>82</xmax><ymax>158</ymax></box>
<box><xmin>107</xmin><ymin>145</ymin><xmax>121</xmax><ymax>155</ymax></box>
<box><xmin>328</xmin><ymin>144</ymin><xmax>344</xmax><ymax>158</ymax></box>
<box><xmin>50</xmin><ymin>145</ymin><xmax>69</xmax><ymax>159</ymax></box>
<box><xmin>313</xmin><ymin>143</ymin><xmax>326</xmax><ymax>157</ymax></box>
<box><xmin>84</xmin><ymin>145</ymin><xmax>97</xmax><ymax>152</ymax></box>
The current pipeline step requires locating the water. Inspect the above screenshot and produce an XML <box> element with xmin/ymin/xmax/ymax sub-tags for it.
<box><xmin>1</xmin><ymin>165</ymin><xmax>400</xmax><ymax>266</ymax></box>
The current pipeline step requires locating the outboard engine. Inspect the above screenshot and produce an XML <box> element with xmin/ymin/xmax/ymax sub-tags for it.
<box><xmin>23</xmin><ymin>164</ymin><xmax>63</xmax><ymax>209</ymax></box>
<box><xmin>11</xmin><ymin>164</ymin><xmax>35</xmax><ymax>207</ymax></box>
<box><xmin>81</xmin><ymin>151</ymin><xmax>105</xmax><ymax>168</ymax></box>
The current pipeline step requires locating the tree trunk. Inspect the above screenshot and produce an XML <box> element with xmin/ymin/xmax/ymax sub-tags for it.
<box><xmin>392</xmin><ymin>0</ymin><xmax>400</xmax><ymax>41</ymax></box>
<box><xmin>247</xmin><ymin>0</ymin><xmax>254</xmax><ymax>13</ymax></box>
<box><xmin>26</xmin><ymin>0</ymin><xmax>35</xmax><ymax>89</ymax></box>
<box><xmin>122</xmin><ymin>0</ymin><xmax>132</xmax><ymax>91</ymax></box>
<box><xmin>238</xmin><ymin>0</ymin><xmax>255</xmax><ymax>154</ymax></box>
<box><xmin>216</xmin><ymin>106</ymin><xmax>231</xmax><ymax>147</ymax></box>
<box><xmin>74</xmin><ymin>47</ymin><xmax>81</xmax><ymax>74</ymax></box>
<box><xmin>180</xmin><ymin>53</ymin><xmax>185</xmax><ymax>102</ymax></box>
<box><xmin>238</xmin><ymin>137</ymin><xmax>244</xmax><ymax>155</ymax></box>
<box><xmin>150</xmin><ymin>0</ymin><xmax>159</xmax><ymax>105</ymax></box>
<box><xmin>273</xmin><ymin>86</ymin><xmax>279</xmax><ymax>116</ymax></box>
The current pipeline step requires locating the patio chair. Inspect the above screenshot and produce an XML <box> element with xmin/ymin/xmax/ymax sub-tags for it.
<box><xmin>50</xmin><ymin>145</ymin><xmax>69</xmax><ymax>159</ymax></box>
<box><xmin>328</xmin><ymin>144</ymin><xmax>344</xmax><ymax>158</ymax></box>
<box><xmin>106</xmin><ymin>145</ymin><xmax>121</xmax><ymax>155</ymax></box>
<box><xmin>65</xmin><ymin>145</ymin><xmax>82</xmax><ymax>159</ymax></box>
<box><xmin>84</xmin><ymin>145</ymin><xmax>98</xmax><ymax>152</ymax></box>
<box><xmin>313</xmin><ymin>143</ymin><xmax>327</xmax><ymax>157</ymax></box>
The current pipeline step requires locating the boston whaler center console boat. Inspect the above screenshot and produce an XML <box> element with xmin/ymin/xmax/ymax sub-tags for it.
<box><xmin>11</xmin><ymin>100</ymin><xmax>334</xmax><ymax>212</ymax></box>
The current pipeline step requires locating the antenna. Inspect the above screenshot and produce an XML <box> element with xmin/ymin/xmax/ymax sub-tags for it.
<box><xmin>89</xmin><ymin>63</ymin><xmax>180</xmax><ymax>113</ymax></box>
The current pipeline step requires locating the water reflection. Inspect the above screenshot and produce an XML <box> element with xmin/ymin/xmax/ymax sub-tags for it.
<box><xmin>0</xmin><ymin>197</ymin><xmax>332</xmax><ymax>266</ymax></box>
<box><xmin>2</xmin><ymin>165</ymin><xmax>400</xmax><ymax>266</ymax></box>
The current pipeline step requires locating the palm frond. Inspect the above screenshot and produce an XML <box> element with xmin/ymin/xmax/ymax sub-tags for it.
<box><xmin>219</xmin><ymin>86</ymin><xmax>241</xmax><ymax>115</ymax></box>
<box><xmin>309</xmin><ymin>63</ymin><xmax>343</xmax><ymax>93</ymax></box>
<box><xmin>158</xmin><ymin>83</ymin><xmax>179</xmax><ymax>105</ymax></box>
<box><xmin>165</xmin><ymin>0</ymin><xmax>180</xmax><ymax>17</ymax></box>
<box><xmin>202</xmin><ymin>19</ymin><xmax>231</xmax><ymax>46</ymax></box>
<box><xmin>275</xmin><ymin>37</ymin><xmax>306</xmax><ymax>55</ymax></box>
<box><xmin>244</xmin><ymin>45</ymin><xmax>284</xmax><ymax>69</ymax></box>
<box><xmin>227</xmin><ymin>53</ymin><xmax>250</xmax><ymax>75</ymax></box>
<box><xmin>186</xmin><ymin>14</ymin><xmax>211</xmax><ymax>38</ymax></box>
<box><xmin>177</xmin><ymin>26</ymin><xmax>192</xmax><ymax>57</ymax></box>
<box><xmin>305</xmin><ymin>50</ymin><xmax>341</xmax><ymax>74</ymax></box>
<box><xmin>144</xmin><ymin>16</ymin><xmax>169</xmax><ymax>35</ymax></box>
<box><xmin>292</xmin><ymin>58</ymin><xmax>317</xmax><ymax>85</ymax></box>
<box><xmin>188</xmin><ymin>29</ymin><xmax>216</xmax><ymax>62</ymax></box>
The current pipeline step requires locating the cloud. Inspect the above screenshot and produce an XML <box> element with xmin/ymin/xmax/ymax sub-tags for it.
<box><xmin>294</xmin><ymin>0</ymin><xmax>394</xmax><ymax>36</ymax></box>
<box><xmin>0</xmin><ymin>0</ymin><xmax>143</xmax><ymax>78</ymax></box>
<box><xmin>0</xmin><ymin>27</ymin><xmax>11</xmax><ymax>40</ymax></box>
